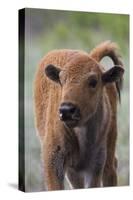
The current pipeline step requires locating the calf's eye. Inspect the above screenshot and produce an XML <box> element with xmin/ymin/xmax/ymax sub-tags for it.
<box><xmin>89</xmin><ymin>79</ymin><xmax>98</xmax><ymax>88</ymax></box>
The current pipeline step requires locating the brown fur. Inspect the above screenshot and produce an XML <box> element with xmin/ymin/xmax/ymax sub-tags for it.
<box><xmin>34</xmin><ymin>41</ymin><xmax>124</xmax><ymax>190</ymax></box>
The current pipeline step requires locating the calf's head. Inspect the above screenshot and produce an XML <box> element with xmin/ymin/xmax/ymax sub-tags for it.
<box><xmin>45</xmin><ymin>43</ymin><xmax>124</xmax><ymax>128</ymax></box>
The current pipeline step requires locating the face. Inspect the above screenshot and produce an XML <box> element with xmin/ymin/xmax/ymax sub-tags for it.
<box><xmin>45</xmin><ymin>57</ymin><xmax>124</xmax><ymax>128</ymax></box>
<box><xmin>58</xmin><ymin>62</ymin><xmax>103</xmax><ymax>127</ymax></box>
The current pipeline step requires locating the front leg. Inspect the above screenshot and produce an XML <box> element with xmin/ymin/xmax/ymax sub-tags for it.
<box><xmin>43</xmin><ymin>141</ymin><xmax>65</xmax><ymax>191</ymax></box>
<box><xmin>66</xmin><ymin>167</ymin><xmax>84</xmax><ymax>189</ymax></box>
<box><xmin>90</xmin><ymin>172</ymin><xmax>103</xmax><ymax>187</ymax></box>
<box><xmin>90</xmin><ymin>147</ymin><xmax>106</xmax><ymax>188</ymax></box>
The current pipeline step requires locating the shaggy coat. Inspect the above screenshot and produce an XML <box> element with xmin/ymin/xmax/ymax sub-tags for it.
<box><xmin>34</xmin><ymin>41</ymin><xmax>124</xmax><ymax>190</ymax></box>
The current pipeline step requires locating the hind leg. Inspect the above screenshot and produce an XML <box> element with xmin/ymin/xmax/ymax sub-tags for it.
<box><xmin>103</xmin><ymin>157</ymin><xmax>117</xmax><ymax>186</ymax></box>
<box><xmin>103</xmin><ymin>121</ymin><xmax>118</xmax><ymax>186</ymax></box>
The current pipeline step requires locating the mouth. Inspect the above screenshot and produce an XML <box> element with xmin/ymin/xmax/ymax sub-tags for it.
<box><xmin>59</xmin><ymin>113</ymin><xmax>80</xmax><ymax>127</ymax></box>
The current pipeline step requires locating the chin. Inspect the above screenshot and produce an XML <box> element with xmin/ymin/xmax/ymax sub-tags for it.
<box><xmin>63</xmin><ymin>120</ymin><xmax>80</xmax><ymax>128</ymax></box>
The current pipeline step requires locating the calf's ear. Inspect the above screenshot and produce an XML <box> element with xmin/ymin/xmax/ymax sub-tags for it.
<box><xmin>45</xmin><ymin>64</ymin><xmax>61</xmax><ymax>83</ymax></box>
<box><xmin>102</xmin><ymin>66</ymin><xmax>124</xmax><ymax>84</ymax></box>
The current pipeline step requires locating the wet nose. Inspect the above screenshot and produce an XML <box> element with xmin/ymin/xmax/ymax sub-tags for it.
<box><xmin>59</xmin><ymin>102</ymin><xmax>80</xmax><ymax>121</ymax></box>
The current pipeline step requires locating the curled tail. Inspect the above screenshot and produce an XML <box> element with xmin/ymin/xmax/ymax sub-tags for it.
<box><xmin>89</xmin><ymin>41</ymin><xmax>124</xmax><ymax>101</ymax></box>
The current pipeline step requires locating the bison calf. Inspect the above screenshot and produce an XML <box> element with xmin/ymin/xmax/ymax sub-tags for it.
<box><xmin>34</xmin><ymin>41</ymin><xmax>124</xmax><ymax>190</ymax></box>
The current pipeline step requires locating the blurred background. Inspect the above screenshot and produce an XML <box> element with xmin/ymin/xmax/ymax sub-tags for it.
<box><xmin>23</xmin><ymin>8</ymin><xmax>129</xmax><ymax>191</ymax></box>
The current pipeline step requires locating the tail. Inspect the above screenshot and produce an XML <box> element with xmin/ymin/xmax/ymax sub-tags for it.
<box><xmin>89</xmin><ymin>41</ymin><xmax>124</xmax><ymax>101</ymax></box>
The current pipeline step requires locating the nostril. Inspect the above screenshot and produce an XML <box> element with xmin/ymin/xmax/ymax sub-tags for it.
<box><xmin>59</xmin><ymin>107</ymin><xmax>63</xmax><ymax>114</ymax></box>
